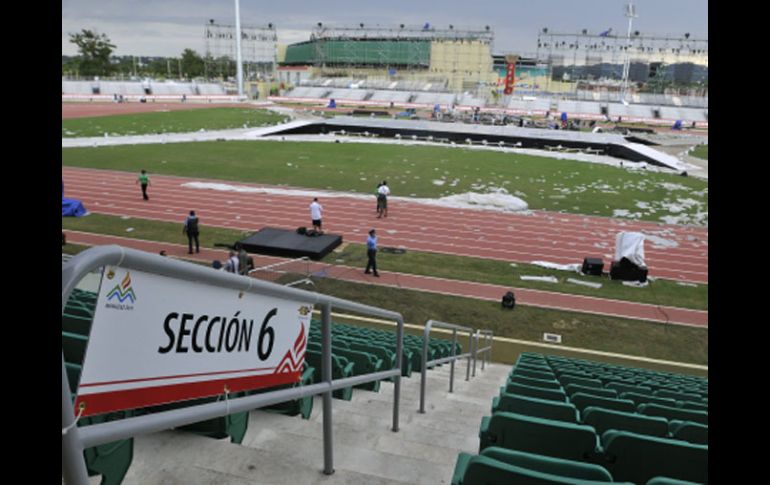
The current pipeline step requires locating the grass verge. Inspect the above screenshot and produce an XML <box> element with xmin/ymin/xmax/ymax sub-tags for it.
<box><xmin>62</xmin><ymin>108</ymin><xmax>289</xmax><ymax>138</ymax></box>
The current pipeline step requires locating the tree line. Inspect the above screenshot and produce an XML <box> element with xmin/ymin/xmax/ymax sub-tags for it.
<box><xmin>63</xmin><ymin>29</ymin><xmax>238</xmax><ymax>80</ymax></box>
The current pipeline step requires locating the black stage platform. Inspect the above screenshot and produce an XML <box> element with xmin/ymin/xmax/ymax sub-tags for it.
<box><xmin>239</xmin><ymin>228</ymin><xmax>343</xmax><ymax>260</ymax></box>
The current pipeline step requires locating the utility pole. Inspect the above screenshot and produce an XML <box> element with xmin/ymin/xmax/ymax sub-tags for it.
<box><xmin>234</xmin><ymin>0</ymin><xmax>244</xmax><ymax>97</ymax></box>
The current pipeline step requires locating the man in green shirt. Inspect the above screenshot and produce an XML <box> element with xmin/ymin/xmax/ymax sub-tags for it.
<box><xmin>137</xmin><ymin>170</ymin><xmax>150</xmax><ymax>200</ymax></box>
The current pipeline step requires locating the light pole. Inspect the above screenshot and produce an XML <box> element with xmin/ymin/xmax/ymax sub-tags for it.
<box><xmin>620</xmin><ymin>2</ymin><xmax>637</xmax><ymax>103</ymax></box>
<box><xmin>234</xmin><ymin>0</ymin><xmax>244</xmax><ymax>98</ymax></box>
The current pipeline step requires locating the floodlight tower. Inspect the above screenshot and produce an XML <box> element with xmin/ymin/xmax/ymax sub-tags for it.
<box><xmin>620</xmin><ymin>2</ymin><xmax>637</xmax><ymax>102</ymax></box>
<box><xmin>234</xmin><ymin>0</ymin><xmax>244</xmax><ymax>98</ymax></box>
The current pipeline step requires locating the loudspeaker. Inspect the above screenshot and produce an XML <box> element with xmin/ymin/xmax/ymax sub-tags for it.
<box><xmin>610</xmin><ymin>258</ymin><xmax>648</xmax><ymax>282</ymax></box>
<box><xmin>581</xmin><ymin>257</ymin><xmax>604</xmax><ymax>276</ymax></box>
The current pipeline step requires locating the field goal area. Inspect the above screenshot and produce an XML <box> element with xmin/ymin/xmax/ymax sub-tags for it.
<box><xmin>248</xmin><ymin>256</ymin><xmax>315</xmax><ymax>287</ymax></box>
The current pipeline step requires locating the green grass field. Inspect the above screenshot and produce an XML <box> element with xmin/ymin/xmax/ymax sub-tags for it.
<box><xmin>62</xmin><ymin>213</ymin><xmax>707</xmax><ymax>310</ymax></box>
<box><xmin>691</xmin><ymin>144</ymin><xmax>708</xmax><ymax>160</ymax></box>
<box><xmin>309</xmin><ymin>278</ymin><xmax>708</xmax><ymax>365</ymax></box>
<box><xmin>62</xmin><ymin>140</ymin><xmax>708</xmax><ymax>224</ymax></box>
<box><xmin>62</xmin><ymin>108</ymin><xmax>289</xmax><ymax>137</ymax></box>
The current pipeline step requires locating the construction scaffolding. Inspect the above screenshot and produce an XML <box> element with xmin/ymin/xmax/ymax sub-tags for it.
<box><xmin>204</xmin><ymin>21</ymin><xmax>277</xmax><ymax>80</ymax></box>
<box><xmin>535</xmin><ymin>29</ymin><xmax>708</xmax><ymax>93</ymax></box>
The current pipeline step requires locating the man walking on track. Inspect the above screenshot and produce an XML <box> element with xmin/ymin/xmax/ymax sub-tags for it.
<box><xmin>183</xmin><ymin>210</ymin><xmax>200</xmax><ymax>254</ymax></box>
<box><xmin>137</xmin><ymin>169</ymin><xmax>150</xmax><ymax>200</ymax></box>
<box><xmin>364</xmin><ymin>229</ymin><xmax>380</xmax><ymax>277</ymax></box>
<box><xmin>377</xmin><ymin>180</ymin><xmax>390</xmax><ymax>218</ymax></box>
<box><xmin>310</xmin><ymin>198</ymin><xmax>324</xmax><ymax>234</ymax></box>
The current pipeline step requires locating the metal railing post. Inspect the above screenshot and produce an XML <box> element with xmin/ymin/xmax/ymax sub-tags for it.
<box><xmin>419</xmin><ymin>323</ymin><xmax>429</xmax><ymax>413</ymax></box>
<box><xmin>466</xmin><ymin>330</ymin><xmax>472</xmax><ymax>382</ymax></box>
<box><xmin>61</xmin><ymin>354</ymin><xmax>89</xmax><ymax>485</ymax></box>
<box><xmin>449</xmin><ymin>329</ymin><xmax>457</xmax><ymax>393</ymax></box>
<box><xmin>392</xmin><ymin>316</ymin><xmax>403</xmax><ymax>432</ymax></box>
<box><xmin>481</xmin><ymin>331</ymin><xmax>487</xmax><ymax>371</ymax></box>
<box><xmin>321</xmin><ymin>302</ymin><xmax>334</xmax><ymax>475</ymax></box>
<box><xmin>472</xmin><ymin>330</ymin><xmax>478</xmax><ymax>377</ymax></box>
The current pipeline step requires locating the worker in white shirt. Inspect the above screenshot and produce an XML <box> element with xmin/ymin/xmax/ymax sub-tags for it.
<box><xmin>377</xmin><ymin>181</ymin><xmax>390</xmax><ymax>218</ymax></box>
<box><xmin>310</xmin><ymin>198</ymin><xmax>324</xmax><ymax>234</ymax></box>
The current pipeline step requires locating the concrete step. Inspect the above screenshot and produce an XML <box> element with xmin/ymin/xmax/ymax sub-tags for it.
<box><xmin>121</xmin><ymin>430</ymin><xmax>412</xmax><ymax>485</ymax></box>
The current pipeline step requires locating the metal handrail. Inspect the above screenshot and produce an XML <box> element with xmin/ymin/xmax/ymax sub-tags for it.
<box><xmin>419</xmin><ymin>320</ymin><xmax>474</xmax><ymax>414</ymax></box>
<box><xmin>62</xmin><ymin>245</ymin><xmax>404</xmax><ymax>484</ymax></box>
<box><xmin>472</xmin><ymin>329</ymin><xmax>494</xmax><ymax>377</ymax></box>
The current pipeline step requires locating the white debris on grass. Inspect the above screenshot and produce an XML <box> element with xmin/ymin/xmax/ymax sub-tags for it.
<box><xmin>676</xmin><ymin>281</ymin><xmax>698</xmax><ymax>287</ymax></box>
<box><xmin>531</xmin><ymin>261</ymin><xmax>582</xmax><ymax>273</ymax></box>
<box><xmin>622</xmin><ymin>280</ymin><xmax>649</xmax><ymax>288</ymax></box>
<box><xmin>432</xmin><ymin>179</ymin><xmax>445</xmax><ymax>186</ymax></box>
<box><xmin>566</xmin><ymin>278</ymin><xmax>602</xmax><ymax>289</ymax></box>
<box><xmin>521</xmin><ymin>275</ymin><xmax>559</xmax><ymax>283</ymax></box>
<box><xmin>126</xmin><ymin>227</ymin><xmax>134</xmax><ymax>232</ymax></box>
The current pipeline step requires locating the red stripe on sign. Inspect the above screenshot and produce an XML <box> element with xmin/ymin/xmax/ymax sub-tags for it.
<box><xmin>79</xmin><ymin>365</ymin><xmax>277</xmax><ymax>388</ymax></box>
<box><xmin>74</xmin><ymin>371</ymin><xmax>301</xmax><ymax>417</ymax></box>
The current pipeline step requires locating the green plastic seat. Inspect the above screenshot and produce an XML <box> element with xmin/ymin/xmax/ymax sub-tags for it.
<box><xmin>606</xmin><ymin>382</ymin><xmax>653</xmax><ymax>395</ymax></box>
<box><xmin>646</xmin><ymin>476</ymin><xmax>704</xmax><ymax>485</ymax></box>
<box><xmin>565</xmin><ymin>384</ymin><xmax>618</xmax><ymax>399</ymax></box>
<box><xmin>492</xmin><ymin>393</ymin><xmax>578</xmax><ymax>423</ymax></box>
<box><xmin>512</xmin><ymin>367</ymin><xmax>556</xmax><ymax>381</ymax></box>
<box><xmin>619</xmin><ymin>392</ymin><xmax>678</xmax><ymax>408</ymax></box>
<box><xmin>639</xmin><ymin>403</ymin><xmax>708</xmax><ymax>426</ymax></box>
<box><xmin>452</xmin><ymin>447</ymin><xmax>626</xmax><ymax>485</ymax></box>
<box><xmin>601</xmin><ymin>430</ymin><xmax>708</xmax><ymax>484</ymax></box>
<box><xmin>332</xmin><ymin>348</ymin><xmax>383</xmax><ymax>392</ymax></box>
<box><xmin>679</xmin><ymin>401</ymin><xmax>708</xmax><ymax>412</ymax></box>
<box><xmin>668</xmin><ymin>420</ymin><xmax>708</xmax><ymax>445</ymax></box>
<box><xmin>508</xmin><ymin>374</ymin><xmax>563</xmax><ymax>390</ymax></box>
<box><xmin>305</xmin><ymin>349</ymin><xmax>354</xmax><ymax>400</ymax></box>
<box><xmin>569</xmin><ymin>392</ymin><xmax>636</xmax><ymax>415</ymax></box>
<box><xmin>479</xmin><ymin>412</ymin><xmax>598</xmax><ymax>461</ymax></box>
<box><xmin>501</xmin><ymin>382</ymin><xmax>567</xmax><ymax>402</ymax></box>
<box><xmin>62</xmin><ymin>312</ymin><xmax>93</xmax><ymax>336</ymax></box>
<box><xmin>62</xmin><ymin>331</ymin><xmax>89</xmax><ymax>364</ymax></box>
<box><xmin>582</xmin><ymin>406</ymin><xmax>668</xmax><ymax>438</ymax></box>
<box><xmin>654</xmin><ymin>389</ymin><xmax>704</xmax><ymax>404</ymax></box>
<box><xmin>80</xmin><ymin>411</ymin><xmax>135</xmax><ymax>485</ymax></box>
<box><xmin>558</xmin><ymin>375</ymin><xmax>603</xmax><ymax>389</ymax></box>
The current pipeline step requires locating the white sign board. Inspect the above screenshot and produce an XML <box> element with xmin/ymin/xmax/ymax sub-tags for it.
<box><xmin>75</xmin><ymin>267</ymin><xmax>312</xmax><ymax>417</ymax></box>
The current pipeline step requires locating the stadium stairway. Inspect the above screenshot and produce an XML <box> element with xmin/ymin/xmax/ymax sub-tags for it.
<box><xmin>107</xmin><ymin>358</ymin><xmax>510</xmax><ymax>484</ymax></box>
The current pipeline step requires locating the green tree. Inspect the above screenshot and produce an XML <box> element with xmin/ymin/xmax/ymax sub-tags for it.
<box><xmin>180</xmin><ymin>49</ymin><xmax>205</xmax><ymax>79</ymax></box>
<box><xmin>69</xmin><ymin>29</ymin><xmax>116</xmax><ymax>77</ymax></box>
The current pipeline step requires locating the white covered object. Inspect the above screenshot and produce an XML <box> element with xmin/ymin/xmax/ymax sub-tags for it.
<box><xmin>614</xmin><ymin>232</ymin><xmax>646</xmax><ymax>268</ymax></box>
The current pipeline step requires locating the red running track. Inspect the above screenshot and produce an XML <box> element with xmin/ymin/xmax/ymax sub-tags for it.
<box><xmin>64</xmin><ymin>231</ymin><xmax>707</xmax><ymax>328</ymax></box>
<box><xmin>63</xmin><ymin>167</ymin><xmax>708</xmax><ymax>284</ymax></box>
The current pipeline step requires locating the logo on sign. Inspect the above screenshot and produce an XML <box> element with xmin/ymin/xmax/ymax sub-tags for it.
<box><xmin>105</xmin><ymin>271</ymin><xmax>137</xmax><ymax>310</ymax></box>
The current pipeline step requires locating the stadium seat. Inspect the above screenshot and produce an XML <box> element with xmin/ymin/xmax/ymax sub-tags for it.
<box><xmin>479</xmin><ymin>412</ymin><xmax>599</xmax><ymax>461</ymax></box>
<box><xmin>581</xmin><ymin>406</ymin><xmax>668</xmax><ymax>438</ymax></box>
<box><xmin>668</xmin><ymin>420</ymin><xmax>708</xmax><ymax>445</ymax></box>
<box><xmin>80</xmin><ymin>411</ymin><xmax>135</xmax><ymax>485</ymax></box>
<box><xmin>501</xmin><ymin>382</ymin><xmax>568</xmax><ymax>402</ymax></box>
<box><xmin>508</xmin><ymin>374</ymin><xmax>564</xmax><ymax>390</ymax></box>
<box><xmin>600</xmin><ymin>430</ymin><xmax>708</xmax><ymax>484</ymax></box>
<box><xmin>557</xmin><ymin>375</ymin><xmax>603</xmax><ymax>389</ymax></box>
<box><xmin>452</xmin><ymin>447</ymin><xmax>628</xmax><ymax>485</ymax></box>
<box><xmin>491</xmin><ymin>393</ymin><xmax>579</xmax><ymax>423</ymax></box>
<box><xmin>606</xmin><ymin>382</ymin><xmax>653</xmax><ymax>395</ymax></box>
<box><xmin>654</xmin><ymin>389</ymin><xmax>705</xmax><ymax>404</ymax></box>
<box><xmin>645</xmin><ymin>477</ymin><xmax>704</xmax><ymax>485</ymax></box>
<box><xmin>512</xmin><ymin>367</ymin><xmax>556</xmax><ymax>381</ymax></box>
<box><xmin>177</xmin><ymin>392</ymin><xmax>250</xmax><ymax>444</ymax></box>
<box><xmin>619</xmin><ymin>392</ymin><xmax>678</xmax><ymax>408</ymax></box>
<box><xmin>565</xmin><ymin>384</ymin><xmax>618</xmax><ymax>399</ymax></box>
<box><xmin>331</xmin><ymin>348</ymin><xmax>383</xmax><ymax>392</ymax></box>
<box><xmin>569</xmin><ymin>392</ymin><xmax>636</xmax><ymax>415</ymax></box>
<box><xmin>305</xmin><ymin>349</ymin><xmax>354</xmax><ymax>400</ymax></box>
<box><xmin>638</xmin><ymin>403</ymin><xmax>708</xmax><ymax>426</ymax></box>
<box><xmin>679</xmin><ymin>401</ymin><xmax>708</xmax><ymax>412</ymax></box>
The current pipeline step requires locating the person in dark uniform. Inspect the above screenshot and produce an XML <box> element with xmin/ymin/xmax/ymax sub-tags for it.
<box><xmin>183</xmin><ymin>210</ymin><xmax>200</xmax><ymax>254</ymax></box>
<box><xmin>364</xmin><ymin>229</ymin><xmax>380</xmax><ymax>277</ymax></box>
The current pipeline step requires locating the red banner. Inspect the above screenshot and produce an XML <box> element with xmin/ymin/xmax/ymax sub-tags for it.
<box><xmin>504</xmin><ymin>63</ymin><xmax>516</xmax><ymax>95</ymax></box>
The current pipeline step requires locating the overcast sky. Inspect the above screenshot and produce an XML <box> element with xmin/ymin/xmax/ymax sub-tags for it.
<box><xmin>62</xmin><ymin>0</ymin><xmax>707</xmax><ymax>58</ymax></box>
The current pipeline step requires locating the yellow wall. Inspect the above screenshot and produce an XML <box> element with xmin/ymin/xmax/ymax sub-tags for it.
<box><xmin>429</xmin><ymin>40</ymin><xmax>497</xmax><ymax>91</ymax></box>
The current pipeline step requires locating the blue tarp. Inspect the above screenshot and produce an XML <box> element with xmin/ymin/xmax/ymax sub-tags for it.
<box><xmin>62</xmin><ymin>198</ymin><xmax>87</xmax><ymax>217</ymax></box>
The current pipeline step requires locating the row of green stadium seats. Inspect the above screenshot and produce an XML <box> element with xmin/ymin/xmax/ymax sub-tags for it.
<box><xmin>511</xmin><ymin>358</ymin><xmax>707</xmax><ymax>405</ymax></box>
<box><xmin>452</xmin><ymin>446</ymin><xmax>702</xmax><ymax>485</ymax></box>
<box><xmin>307</xmin><ymin>341</ymin><xmax>384</xmax><ymax>392</ymax></box>
<box><xmin>478</xmin><ymin>412</ymin><xmax>707</xmax><ymax>484</ymax></box>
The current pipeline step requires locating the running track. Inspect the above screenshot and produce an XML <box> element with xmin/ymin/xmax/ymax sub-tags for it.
<box><xmin>63</xmin><ymin>167</ymin><xmax>708</xmax><ymax>284</ymax></box>
<box><xmin>64</xmin><ymin>231</ymin><xmax>708</xmax><ymax>328</ymax></box>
